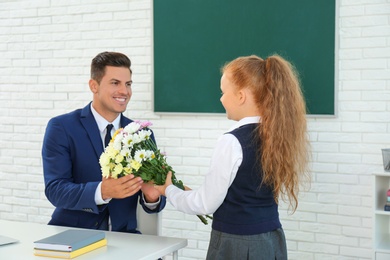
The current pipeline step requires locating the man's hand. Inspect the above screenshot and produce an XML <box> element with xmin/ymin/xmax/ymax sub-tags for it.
<box><xmin>101</xmin><ymin>174</ymin><xmax>143</xmax><ymax>200</ymax></box>
<box><xmin>141</xmin><ymin>182</ymin><xmax>161</xmax><ymax>203</ymax></box>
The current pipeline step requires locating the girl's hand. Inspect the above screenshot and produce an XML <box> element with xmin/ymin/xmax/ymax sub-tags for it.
<box><xmin>154</xmin><ymin>171</ymin><xmax>173</xmax><ymax>196</ymax></box>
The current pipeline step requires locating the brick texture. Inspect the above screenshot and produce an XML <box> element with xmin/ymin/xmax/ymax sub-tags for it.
<box><xmin>0</xmin><ymin>0</ymin><xmax>389</xmax><ymax>259</ymax></box>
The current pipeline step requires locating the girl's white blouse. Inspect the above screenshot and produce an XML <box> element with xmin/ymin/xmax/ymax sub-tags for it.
<box><xmin>165</xmin><ymin>116</ymin><xmax>261</xmax><ymax>215</ymax></box>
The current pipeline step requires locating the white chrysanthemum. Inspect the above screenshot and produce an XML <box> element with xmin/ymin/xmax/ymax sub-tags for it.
<box><xmin>113</xmin><ymin>133</ymin><xmax>123</xmax><ymax>142</ymax></box>
<box><xmin>114</xmin><ymin>130</ymin><xmax>124</xmax><ymax>141</ymax></box>
<box><xmin>104</xmin><ymin>143</ymin><xmax>113</xmax><ymax>153</ymax></box>
<box><xmin>134</xmin><ymin>149</ymin><xmax>147</xmax><ymax>162</ymax></box>
<box><xmin>124</xmin><ymin>122</ymin><xmax>141</xmax><ymax>134</ymax></box>
<box><xmin>120</xmin><ymin>147</ymin><xmax>131</xmax><ymax>157</ymax></box>
<box><xmin>115</xmin><ymin>154</ymin><xmax>124</xmax><ymax>164</ymax></box>
<box><xmin>132</xmin><ymin>133</ymin><xmax>142</xmax><ymax>144</ymax></box>
<box><xmin>105</xmin><ymin>146</ymin><xmax>119</xmax><ymax>159</ymax></box>
<box><xmin>144</xmin><ymin>150</ymin><xmax>155</xmax><ymax>159</ymax></box>
<box><xmin>99</xmin><ymin>152</ymin><xmax>110</xmax><ymax>166</ymax></box>
<box><xmin>101</xmin><ymin>165</ymin><xmax>110</xmax><ymax>178</ymax></box>
<box><xmin>123</xmin><ymin>166</ymin><xmax>132</xmax><ymax>174</ymax></box>
<box><xmin>138</xmin><ymin>129</ymin><xmax>152</xmax><ymax>141</ymax></box>
<box><xmin>112</xmin><ymin>164</ymin><xmax>123</xmax><ymax>178</ymax></box>
<box><xmin>112</xmin><ymin>137</ymin><xmax>122</xmax><ymax>151</ymax></box>
<box><xmin>122</xmin><ymin>134</ymin><xmax>135</xmax><ymax>148</ymax></box>
<box><xmin>130</xmin><ymin>159</ymin><xmax>141</xmax><ymax>171</ymax></box>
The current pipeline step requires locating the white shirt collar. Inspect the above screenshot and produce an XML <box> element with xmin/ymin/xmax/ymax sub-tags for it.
<box><xmin>90</xmin><ymin>104</ymin><xmax>121</xmax><ymax>133</ymax></box>
<box><xmin>228</xmin><ymin>116</ymin><xmax>261</xmax><ymax>132</ymax></box>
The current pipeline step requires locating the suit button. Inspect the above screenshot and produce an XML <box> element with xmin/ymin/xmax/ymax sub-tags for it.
<box><xmin>95</xmin><ymin>222</ymin><xmax>99</xmax><ymax>226</ymax></box>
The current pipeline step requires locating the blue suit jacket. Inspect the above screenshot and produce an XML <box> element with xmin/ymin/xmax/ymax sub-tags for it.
<box><xmin>42</xmin><ymin>103</ymin><xmax>166</xmax><ymax>233</ymax></box>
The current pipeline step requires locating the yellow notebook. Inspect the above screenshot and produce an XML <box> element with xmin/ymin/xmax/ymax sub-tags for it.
<box><xmin>33</xmin><ymin>238</ymin><xmax>107</xmax><ymax>259</ymax></box>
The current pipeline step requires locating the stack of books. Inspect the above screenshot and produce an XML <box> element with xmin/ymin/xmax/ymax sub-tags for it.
<box><xmin>385</xmin><ymin>189</ymin><xmax>390</xmax><ymax>211</ymax></box>
<box><xmin>33</xmin><ymin>229</ymin><xmax>106</xmax><ymax>259</ymax></box>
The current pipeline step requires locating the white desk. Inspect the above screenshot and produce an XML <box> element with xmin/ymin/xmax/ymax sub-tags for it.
<box><xmin>0</xmin><ymin>220</ymin><xmax>187</xmax><ymax>260</ymax></box>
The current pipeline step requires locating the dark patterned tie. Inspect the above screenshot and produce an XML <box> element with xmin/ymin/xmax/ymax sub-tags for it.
<box><xmin>104</xmin><ymin>124</ymin><xmax>113</xmax><ymax>147</ymax></box>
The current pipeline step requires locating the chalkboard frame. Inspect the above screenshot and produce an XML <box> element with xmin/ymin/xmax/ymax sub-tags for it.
<box><xmin>153</xmin><ymin>0</ymin><xmax>336</xmax><ymax>116</ymax></box>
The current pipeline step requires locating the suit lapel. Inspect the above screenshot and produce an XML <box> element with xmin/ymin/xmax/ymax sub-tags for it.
<box><xmin>120</xmin><ymin>115</ymin><xmax>132</xmax><ymax>128</ymax></box>
<box><xmin>80</xmin><ymin>103</ymin><xmax>104</xmax><ymax>158</ymax></box>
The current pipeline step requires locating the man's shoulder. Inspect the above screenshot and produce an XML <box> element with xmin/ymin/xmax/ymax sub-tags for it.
<box><xmin>50</xmin><ymin>108</ymin><xmax>83</xmax><ymax>122</ymax></box>
<box><xmin>47</xmin><ymin>104</ymin><xmax>91</xmax><ymax>128</ymax></box>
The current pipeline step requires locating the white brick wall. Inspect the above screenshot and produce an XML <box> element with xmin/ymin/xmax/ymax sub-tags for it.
<box><xmin>0</xmin><ymin>0</ymin><xmax>389</xmax><ymax>259</ymax></box>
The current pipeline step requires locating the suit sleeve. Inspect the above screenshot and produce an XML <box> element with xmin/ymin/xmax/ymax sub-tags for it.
<box><xmin>42</xmin><ymin>118</ymin><xmax>102</xmax><ymax>214</ymax></box>
<box><xmin>139</xmin><ymin>195</ymin><xmax>166</xmax><ymax>213</ymax></box>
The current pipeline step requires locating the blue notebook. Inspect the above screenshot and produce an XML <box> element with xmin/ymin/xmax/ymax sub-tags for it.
<box><xmin>34</xmin><ymin>229</ymin><xmax>105</xmax><ymax>252</ymax></box>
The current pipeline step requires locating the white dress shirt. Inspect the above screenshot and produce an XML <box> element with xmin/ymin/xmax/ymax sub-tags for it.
<box><xmin>165</xmin><ymin>116</ymin><xmax>261</xmax><ymax>215</ymax></box>
<box><xmin>90</xmin><ymin>104</ymin><xmax>120</xmax><ymax>205</ymax></box>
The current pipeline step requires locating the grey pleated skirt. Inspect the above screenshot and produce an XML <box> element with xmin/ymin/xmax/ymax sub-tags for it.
<box><xmin>206</xmin><ymin>228</ymin><xmax>287</xmax><ymax>260</ymax></box>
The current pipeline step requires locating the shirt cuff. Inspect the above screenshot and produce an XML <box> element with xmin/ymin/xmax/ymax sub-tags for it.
<box><xmin>141</xmin><ymin>193</ymin><xmax>160</xmax><ymax>210</ymax></box>
<box><xmin>95</xmin><ymin>182</ymin><xmax>111</xmax><ymax>205</ymax></box>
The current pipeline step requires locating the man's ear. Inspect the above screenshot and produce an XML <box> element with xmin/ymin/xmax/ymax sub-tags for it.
<box><xmin>89</xmin><ymin>79</ymin><xmax>98</xmax><ymax>93</ymax></box>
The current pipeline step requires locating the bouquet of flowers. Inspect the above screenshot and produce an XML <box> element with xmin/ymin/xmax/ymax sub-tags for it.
<box><xmin>99</xmin><ymin>120</ymin><xmax>212</xmax><ymax>225</ymax></box>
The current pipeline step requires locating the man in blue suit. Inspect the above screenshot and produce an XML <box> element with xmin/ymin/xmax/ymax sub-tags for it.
<box><xmin>42</xmin><ymin>51</ymin><xmax>165</xmax><ymax>233</ymax></box>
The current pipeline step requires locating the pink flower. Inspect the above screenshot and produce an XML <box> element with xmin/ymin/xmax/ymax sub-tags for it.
<box><xmin>135</xmin><ymin>120</ymin><xmax>153</xmax><ymax>129</ymax></box>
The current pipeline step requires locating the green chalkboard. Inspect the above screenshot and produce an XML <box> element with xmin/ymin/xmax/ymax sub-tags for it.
<box><xmin>153</xmin><ymin>0</ymin><xmax>335</xmax><ymax>115</ymax></box>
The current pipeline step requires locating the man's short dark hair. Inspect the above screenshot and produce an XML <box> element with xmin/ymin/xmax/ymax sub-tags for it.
<box><xmin>91</xmin><ymin>52</ymin><xmax>131</xmax><ymax>83</ymax></box>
